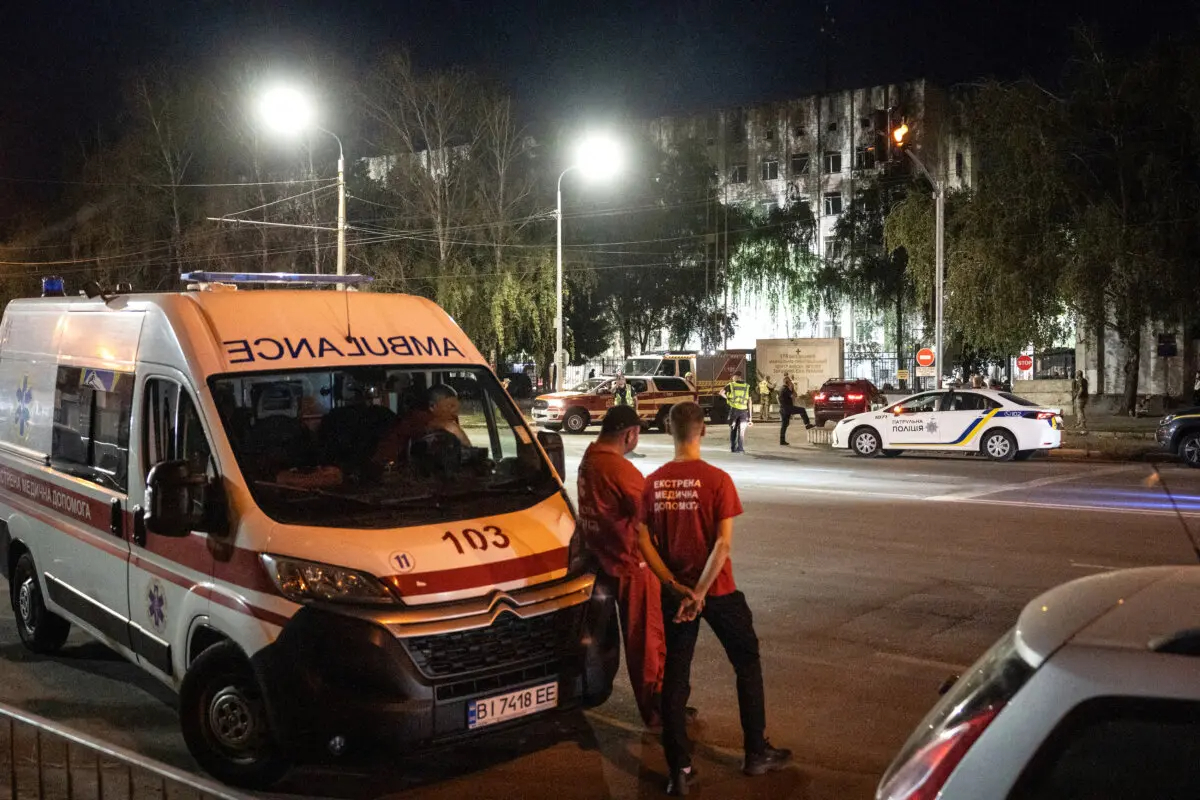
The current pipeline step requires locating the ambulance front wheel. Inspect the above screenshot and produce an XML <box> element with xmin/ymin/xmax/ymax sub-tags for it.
<box><xmin>12</xmin><ymin>553</ymin><xmax>70</xmax><ymax>654</ymax></box>
<box><xmin>180</xmin><ymin>641</ymin><xmax>289</xmax><ymax>789</ymax></box>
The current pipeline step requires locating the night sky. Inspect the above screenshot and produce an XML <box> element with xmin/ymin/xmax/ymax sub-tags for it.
<box><xmin>0</xmin><ymin>0</ymin><xmax>1192</xmax><ymax>216</ymax></box>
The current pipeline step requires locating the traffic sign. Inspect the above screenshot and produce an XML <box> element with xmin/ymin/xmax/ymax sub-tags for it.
<box><xmin>1016</xmin><ymin>354</ymin><xmax>1034</xmax><ymax>371</ymax></box>
<box><xmin>896</xmin><ymin>369</ymin><xmax>910</xmax><ymax>380</ymax></box>
<box><xmin>916</xmin><ymin>348</ymin><xmax>935</xmax><ymax>368</ymax></box>
<box><xmin>915</xmin><ymin>366</ymin><xmax>936</xmax><ymax>377</ymax></box>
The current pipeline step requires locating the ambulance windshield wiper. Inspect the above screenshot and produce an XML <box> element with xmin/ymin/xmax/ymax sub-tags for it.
<box><xmin>438</xmin><ymin>478</ymin><xmax>535</xmax><ymax>499</ymax></box>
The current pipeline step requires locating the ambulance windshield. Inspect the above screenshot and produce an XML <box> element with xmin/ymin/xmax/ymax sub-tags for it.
<box><xmin>209</xmin><ymin>366</ymin><xmax>557</xmax><ymax>528</ymax></box>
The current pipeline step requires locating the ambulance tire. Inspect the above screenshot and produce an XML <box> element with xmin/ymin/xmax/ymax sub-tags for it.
<box><xmin>12</xmin><ymin>553</ymin><xmax>70</xmax><ymax>654</ymax></box>
<box><xmin>563</xmin><ymin>409</ymin><xmax>590</xmax><ymax>434</ymax></box>
<box><xmin>180</xmin><ymin>641</ymin><xmax>289</xmax><ymax>789</ymax></box>
<box><xmin>656</xmin><ymin>406</ymin><xmax>673</xmax><ymax>435</ymax></box>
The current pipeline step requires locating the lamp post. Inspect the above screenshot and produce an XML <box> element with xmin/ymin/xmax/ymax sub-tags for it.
<box><xmin>554</xmin><ymin>135</ymin><xmax>622</xmax><ymax>391</ymax></box>
<box><xmin>894</xmin><ymin>123</ymin><xmax>944</xmax><ymax>387</ymax></box>
<box><xmin>260</xmin><ymin>86</ymin><xmax>346</xmax><ymax>285</ymax></box>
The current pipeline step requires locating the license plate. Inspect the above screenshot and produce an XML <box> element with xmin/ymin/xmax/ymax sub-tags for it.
<box><xmin>830</xmin><ymin>395</ymin><xmax>844</xmax><ymax>402</ymax></box>
<box><xmin>467</xmin><ymin>681</ymin><xmax>558</xmax><ymax>730</ymax></box>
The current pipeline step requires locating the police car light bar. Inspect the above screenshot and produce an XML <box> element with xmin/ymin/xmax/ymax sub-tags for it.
<box><xmin>180</xmin><ymin>272</ymin><xmax>374</xmax><ymax>286</ymax></box>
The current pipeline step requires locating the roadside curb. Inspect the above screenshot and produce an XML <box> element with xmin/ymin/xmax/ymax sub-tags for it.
<box><xmin>1048</xmin><ymin>447</ymin><xmax>1172</xmax><ymax>463</ymax></box>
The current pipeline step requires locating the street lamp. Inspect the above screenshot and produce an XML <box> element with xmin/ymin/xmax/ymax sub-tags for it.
<box><xmin>894</xmin><ymin>123</ymin><xmax>944</xmax><ymax>387</ymax></box>
<box><xmin>259</xmin><ymin>86</ymin><xmax>347</xmax><ymax>284</ymax></box>
<box><xmin>555</xmin><ymin>134</ymin><xmax>622</xmax><ymax>391</ymax></box>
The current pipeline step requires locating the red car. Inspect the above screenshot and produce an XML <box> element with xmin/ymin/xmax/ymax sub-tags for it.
<box><xmin>813</xmin><ymin>378</ymin><xmax>886</xmax><ymax>427</ymax></box>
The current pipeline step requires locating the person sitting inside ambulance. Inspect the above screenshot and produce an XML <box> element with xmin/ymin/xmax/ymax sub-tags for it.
<box><xmin>318</xmin><ymin>371</ymin><xmax>396</xmax><ymax>477</ymax></box>
<box><xmin>373</xmin><ymin>384</ymin><xmax>473</xmax><ymax>471</ymax></box>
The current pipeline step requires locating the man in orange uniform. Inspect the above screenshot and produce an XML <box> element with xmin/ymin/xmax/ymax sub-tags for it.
<box><xmin>639</xmin><ymin>401</ymin><xmax>791</xmax><ymax>795</ymax></box>
<box><xmin>576</xmin><ymin>405</ymin><xmax>667</xmax><ymax>727</ymax></box>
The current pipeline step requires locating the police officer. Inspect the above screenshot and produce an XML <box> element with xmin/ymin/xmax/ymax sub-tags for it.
<box><xmin>613</xmin><ymin>374</ymin><xmax>637</xmax><ymax>408</ymax></box>
<box><xmin>612</xmin><ymin>375</ymin><xmax>644</xmax><ymax>457</ymax></box>
<box><xmin>721</xmin><ymin>370</ymin><xmax>751</xmax><ymax>453</ymax></box>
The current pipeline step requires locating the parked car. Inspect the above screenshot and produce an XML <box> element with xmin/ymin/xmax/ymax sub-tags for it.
<box><xmin>531</xmin><ymin>375</ymin><xmax>697</xmax><ymax>434</ymax></box>
<box><xmin>813</xmin><ymin>378</ymin><xmax>887</xmax><ymax>426</ymax></box>
<box><xmin>878</xmin><ymin>565</ymin><xmax>1200</xmax><ymax>800</ymax></box>
<box><xmin>832</xmin><ymin>388</ymin><xmax>1063</xmax><ymax>461</ymax></box>
<box><xmin>1156</xmin><ymin>407</ymin><xmax>1200</xmax><ymax>467</ymax></box>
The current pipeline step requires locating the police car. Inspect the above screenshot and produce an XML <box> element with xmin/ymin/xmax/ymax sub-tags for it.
<box><xmin>831</xmin><ymin>389</ymin><xmax>1063</xmax><ymax>461</ymax></box>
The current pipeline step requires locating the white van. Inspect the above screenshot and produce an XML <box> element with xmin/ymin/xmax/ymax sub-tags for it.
<box><xmin>0</xmin><ymin>274</ymin><xmax>618</xmax><ymax>786</ymax></box>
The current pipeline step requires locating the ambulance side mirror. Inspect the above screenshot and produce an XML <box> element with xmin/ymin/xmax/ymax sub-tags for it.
<box><xmin>145</xmin><ymin>460</ymin><xmax>224</xmax><ymax>537</ymax></box>
<box><xmin>537</xmin><ymin>430</ymin><xmax>566</xmax><ymax>481</ymax></box>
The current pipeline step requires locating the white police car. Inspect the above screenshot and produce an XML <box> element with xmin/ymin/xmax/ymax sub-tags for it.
<box><xmin>831</xmin><ymin>389</ymin><xmax>1063</xmax><ymax>461</ymax></box>
<box><xmin>878</xmin><ymin>565</ymin><xmax>1200</xmax><ymax>799</ymax></box>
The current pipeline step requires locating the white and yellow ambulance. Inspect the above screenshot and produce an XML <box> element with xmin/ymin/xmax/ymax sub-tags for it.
<box><xmin>0</xmin><ymin>273</ymin><xmax>617</xmax><ymax>786</ymax></box>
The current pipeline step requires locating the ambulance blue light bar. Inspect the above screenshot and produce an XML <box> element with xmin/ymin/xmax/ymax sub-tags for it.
<box><xmin>180</xmin><ymin>272</ymin><xmax>374</xmax><ymax>286</ymax></box>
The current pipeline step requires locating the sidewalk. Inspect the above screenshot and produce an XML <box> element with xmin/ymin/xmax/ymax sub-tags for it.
<box><xmin>718</xmin><ymin>415</ymin><xmax>1172</xmax><ymax>464</ymax></box>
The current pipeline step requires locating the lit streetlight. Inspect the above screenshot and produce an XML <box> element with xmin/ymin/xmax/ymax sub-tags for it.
<box><xmin>555</xmin><ymin>134</ymin><xmax>622</xmax><ymax>391</ymax></box>
<box><xmin>894</xmin><ymin>122</ymin><xmax>944</xmax><ymax>387</ymax></box>
<box><xmin>259</xmin><ymin>86</ymin><xmax>347</xmax><ymax>284</ymax></box>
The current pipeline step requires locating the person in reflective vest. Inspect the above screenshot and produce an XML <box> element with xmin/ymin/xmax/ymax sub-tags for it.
<box><xmin>613</xmin><ymin>375</ymin><xmax>637</xmax><ymax>407</ymax></box>
<box><xmin>721</xmin><ymin>371</ymin><xmax>752</xmax><ymax>453</ymax></box>
<box><xmin>612</xmin><ymin>375</ymin><xmax>644</xmax><ymax>457</ymax></box>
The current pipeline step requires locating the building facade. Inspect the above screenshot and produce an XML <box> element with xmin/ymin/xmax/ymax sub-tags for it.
<box><xmin>647</xmin><ymin>79</ymin><xmax>971</xmax><ymax>349</ymax></box>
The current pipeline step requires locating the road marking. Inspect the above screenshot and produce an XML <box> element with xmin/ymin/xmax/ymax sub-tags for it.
<box><xmin>873</xmin><ymin>652</ymin><xmax>969</xmax><ymax>672</ymax></box>
<box><xmin>926</xmin><ymin>464</ymin><xmax>1136</xmax><ymax>502</ymax></box>
<box><xmin>946</xmin><ymin>496</ymin><xmax>1200</xmax><ymax>518</ymax></box>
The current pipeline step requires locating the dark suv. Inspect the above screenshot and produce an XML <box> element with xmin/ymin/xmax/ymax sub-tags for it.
<box><xmin>813</xmin><ymin>378</ymin><xmax>885</xmax><ymax>427</ymax></box>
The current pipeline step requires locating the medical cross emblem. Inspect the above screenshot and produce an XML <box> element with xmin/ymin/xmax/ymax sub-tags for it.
<box><xmin>148</xmin><ymin>582</ymin><xmax>167</xmax><ymax>631</ymax></box>
<box><xmin>14</xmin><ymin>376</ymin><xmax>32</xmax><ymax>439</ymax></box>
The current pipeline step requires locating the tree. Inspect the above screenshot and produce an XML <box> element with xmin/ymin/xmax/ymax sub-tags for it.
<box><xmin>571</xmin><ymin>135</ymin><xmax>724</xmax><ymax>355</ymax></box>
<box><xmin>1059</xmin><ymin>31</ymin><xmax>1200</xmax><ymax>410</ymax></box>
<box><xmin>825</xmin><ymin>176</ymin><xmax>913</xmax><ymax>361</ymax></box>
<box><xmin>727</xmin><ymin>198</ymin><xmax>819</xmax><ymax>329</ymax></box>
<box><xmin>886</xmin><ymin>82</ymin><xmax>1071</xmax><ymax>362</ymax></box>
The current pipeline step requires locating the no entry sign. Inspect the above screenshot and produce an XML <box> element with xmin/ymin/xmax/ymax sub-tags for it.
<box><xmin>1017</xmin><ymin>354</ymin><xmax>1034</xmax><ymax>371</ymax></box>
<box><xmin>916</xmin><ymin>348</ymin><xmax>935</xmax><ymax>368</ymax></box>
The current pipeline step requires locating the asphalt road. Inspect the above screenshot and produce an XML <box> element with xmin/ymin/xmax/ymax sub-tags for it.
<box><xmin>3</xmin><ymin>424</ymin><xmax>1199</xmax><ymax>800</ymax></box>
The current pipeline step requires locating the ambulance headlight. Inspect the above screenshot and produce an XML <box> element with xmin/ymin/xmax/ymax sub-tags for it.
<box><xmin>261</xmin><ymin>554</ymin><xmax>397</xmax><ymax>605</ymax></box>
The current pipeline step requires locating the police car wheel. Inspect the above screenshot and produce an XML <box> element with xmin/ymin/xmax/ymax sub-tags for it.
<box><xmin>180</xmin><ymin>642</ymin><xmax>288</xmax><ymax>788</ymax></box>
<box><xmin>563</xmin><ymin>409</ymin><xmax>589</xmax><ymax>434</ymax></box>
<box><xmin>851</xmin><ymin>427</ymin><xmax>881</xmax><ymax>457</ymax></box>
<box><xmin>983</xmin><ymin>430</ymin><xmax>1017</xmax><ymax>462</ymax></box>
<box><xmin>11</xmin><ymin>554</ymin><xmax>70</xmax><ymax>654</ymax></box>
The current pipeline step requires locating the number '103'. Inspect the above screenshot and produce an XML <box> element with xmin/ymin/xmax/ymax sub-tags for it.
<box><xmin>443</xmin><ymin>525</ymin><xmax>510</xmax><ymax>555</ymax></box>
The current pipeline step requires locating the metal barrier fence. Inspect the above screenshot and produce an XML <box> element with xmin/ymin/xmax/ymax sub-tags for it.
<box><xmin>0</xmin><ymin>702</ymin><xmax>248</xmax><ymax>800</ymax></box>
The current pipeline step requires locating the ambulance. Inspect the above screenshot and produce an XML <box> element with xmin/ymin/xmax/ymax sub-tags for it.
<box><xmin>0</xmin><ymin>273</ymin><xmax>618</xmax><ymax>787</ymax></box>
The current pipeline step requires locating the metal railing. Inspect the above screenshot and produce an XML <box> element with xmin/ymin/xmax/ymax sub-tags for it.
<box><xmin>1</xmin><ymin>701</ymin><xmax>248</xmax><ymax>800</ymax></box>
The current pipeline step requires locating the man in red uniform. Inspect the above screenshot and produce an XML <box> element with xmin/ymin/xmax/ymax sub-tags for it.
<box><xmin>576</xmin><ymin>405</ymin><xmax>666</xmax><ymax>728</ymax></box>
<box><xmin>639</xmin><ymin>401</ymin><xmax>791</xmax><ymax>795</ymax></box>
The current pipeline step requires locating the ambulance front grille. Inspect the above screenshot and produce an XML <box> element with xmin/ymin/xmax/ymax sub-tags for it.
<box><xmin>402</xmin><ymin>607</ymin><xmax>578</xmax><ymax>679</ymax></box>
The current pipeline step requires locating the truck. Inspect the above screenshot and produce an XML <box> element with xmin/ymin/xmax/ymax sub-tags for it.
<box><xmin>619</xmin><ymin>352</ymin><xmax>748</xmax><ymax>423</ymax></box>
